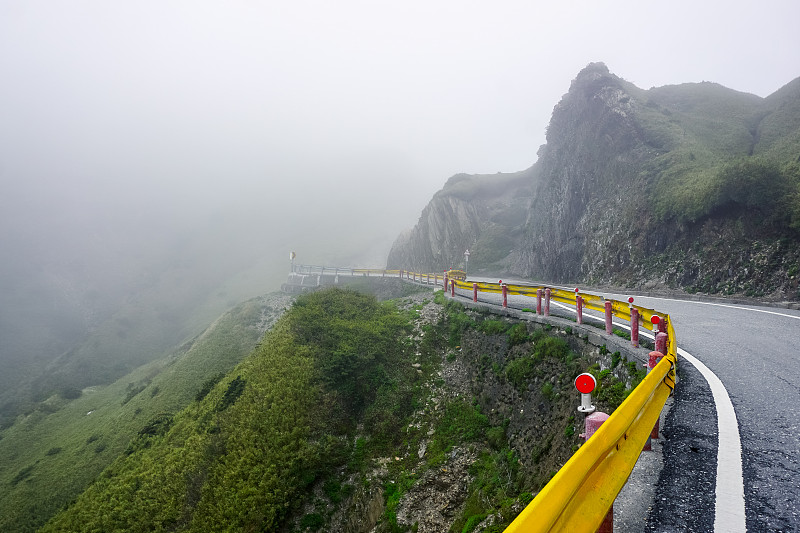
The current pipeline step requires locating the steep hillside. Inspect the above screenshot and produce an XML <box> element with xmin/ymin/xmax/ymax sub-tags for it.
<box><xmin>387</xmin><ymin>170</ymin><xmax>536</xmax><ymax>274</ymax></box>
<box><xmin>38</xmin><ymin>287</ymin><xmax>643</xmax><ymax>533</ymax></box>
<box><xmin>388</xmin><ymin>63</ymin><xmax>800</xmax><ymax>299</ymax></box>
<box><xmin>0</xmin><ymin>293</ymin><xmax>291</xmax><ymax>533</ymax></box>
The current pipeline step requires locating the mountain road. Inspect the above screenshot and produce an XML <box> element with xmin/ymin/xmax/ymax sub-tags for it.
<box><xmin>461</xmin><ymin>278</ymin><xmax>800</xmax><ymax>531</ymax></box>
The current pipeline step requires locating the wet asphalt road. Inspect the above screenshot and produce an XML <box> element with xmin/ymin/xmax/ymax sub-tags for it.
<box><xmin>624</xmin><ymin>295</ymin><xmax>800</xmax><ymax>533</ymax></box>
<box><xmin>457</xmin><ymin>280</ymin><xmax>800</xmax><ymax>531</ymax></box>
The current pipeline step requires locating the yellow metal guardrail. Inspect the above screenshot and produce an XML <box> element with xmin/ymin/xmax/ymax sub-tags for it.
<box><xmin>293</xmin><ymin>266</ymin><xmax>677</xmax><ymax>358</ymax></box>
<box><xmin>441</xmin><ymin>275</ymin><xmax>678</xmax><ymax>531</ymax></box>
<box><xmin>292</xmin><ymin>264</ymin><xmax>678</xmax><ymax>529</ymax></box>
<box><xmin>447</xmin><ymin>277</ymin><xmax>676</xmax><ymax>358</ymax></box>
<box><xmin>505</xmin><ymin>352</ymin><xmax>676</xmax><ymax>532</ymax></box>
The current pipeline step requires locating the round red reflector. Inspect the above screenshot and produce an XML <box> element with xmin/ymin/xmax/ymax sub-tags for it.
<box><xmin>628</xmin><ymin>297</ymin><xmax>634</xmax><ymax>304</ymax></box>
<box><xmin>651</xmin><ymin>315</ymin><xmax>660</xmax><ymax>325</ymax></box>
<box><xmin>574</xmin><ymin>287</ymin><xmax>579</xmax><ymax>293</ymax></box>
<box><xmin>575</xmin><ymin>373</ymin><xmax>596</xmax><ymax>394</ymax></box>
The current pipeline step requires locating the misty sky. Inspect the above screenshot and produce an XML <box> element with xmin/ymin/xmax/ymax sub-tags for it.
<box><xmin>1</xmin><ymin>0</ymin><xmax>799</xmax><ymax>301</ymax></box>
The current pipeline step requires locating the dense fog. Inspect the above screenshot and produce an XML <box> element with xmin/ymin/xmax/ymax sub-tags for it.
<box><xmin>1</xmin><ymin>1</ymin><xmax>798</xmax><ymax>412</ymax></box>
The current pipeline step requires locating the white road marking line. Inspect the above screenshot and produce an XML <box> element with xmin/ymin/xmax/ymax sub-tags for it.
<box><xmin>677</xmin><ymin>347</ymin><xmax>747</xmax><ymax>532</ymax></box>
<box><xmin>469</xmin><ymin>291</ymin><xmax>750</xmax><ymax>530</ymax></box>
<box><xmin>629</xmin><ymin>295</ymin><xmax>800</xmax><ymax>321</ymax></box>
<box><xmin>553</xmin><ymin>301</ymin><xmax>747</xmax><ymax>531</ymax></box>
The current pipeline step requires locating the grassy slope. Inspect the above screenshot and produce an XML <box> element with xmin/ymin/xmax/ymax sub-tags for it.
<box><xmin>38</xmin><ymin>287</ymin><xmax>414</xmax><ymax>532</ymax></box>
<box><xmin>756</xmin><ymin>77</ymin><xmax>800</xmax><ymax>161</ymax></box>
<box><xmin>0</xmin><ymin>295</ymin><xmax>287</xmax><ymax>533</ymax></box>
<box><xmin>36</xmin><ymin>288</ymin><xmax>641</xmax><ymax>533</ymax></box>
<box><xmin>635</xmin><ymin>83</ymin><xmax>763</xmax><ymax>221</ymax></box>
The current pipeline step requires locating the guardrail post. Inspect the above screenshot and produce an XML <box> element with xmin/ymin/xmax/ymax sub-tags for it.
<box><xmin>630</xmin><ymin>308</ymin><xmax>639</xmax><ymax>348</ymax></box>
<box><xmin>583</xmin><ymin>412</ymin><xmax>614</xmax><ymax>532</ymax></box>
<box><xmin>536</xmin><ymin>289</ymin><xmax>543</xmax><ymax>314</ymax></box>
<box><xmin>643</xmin><ymin>351</ymin><xmax>666</xmax><ymax>451</ymax></box>
<box><xmin>545</xmin><ymin>288</ymin><xmax>551</xmax><ymax>317</ymax></box>
<box><xmin>502</xmin><ymin>284</ymin><xmax>508</xmax><ymax>308</ymax></box>
<box><xmin>473</xmin><ymin>282</ymin><xmax>478</xmax><ymax>302</ymax></box>
<box><xmin>604</xmin><ymin>301</ymin><xmax>613</xmax><ymax>334</ymax></box>
<box><xmin>655</xmin><ymin>332</ymin><xmax>668</xmax><ymax>355</ymax></box>
<box><xmin>576</xmin><ymin>294</ymin><xmax>584</xmax><ymax>325</ymax></box>
<box><xmin>451</xmin><ymin>280</ymin><xmax>455</xmax><ymax>297</ymax></box>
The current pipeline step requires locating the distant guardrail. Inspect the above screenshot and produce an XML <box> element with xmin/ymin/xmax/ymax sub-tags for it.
<box><xmin>286</xmin><ymin>265</ymin><xmax>678</xmax><ymax>531</ymax></box>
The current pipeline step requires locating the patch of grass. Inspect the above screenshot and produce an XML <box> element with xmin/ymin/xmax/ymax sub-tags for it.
<box><xmin>541</xmin><ymin>382</ymin><xmax>555</xmax><ymax>401</ymax></box>
<box><xmin>486</xmin><ymin>426</ymin><xmax>507</xmax><ymax>450</ymax></box>
<box><xmin>434</xmin><ymin>291</ymin><xmax>448</xmax><ymax>305</ymax></box>
<box><xmin>597</xmin><ymin>382</ymin><xmax>627</xmax><ymax>408</ymax></box>
<box><xmin>445</xmin><ymin>305</ymin><xmax>476</xmax><ymax>348</ymax></box>
<box><xmin>451</xmin><ymin>448</ymin><xmax>521</xmax><ymax>533</ymax></box>
<box><xmin>505</xmin><ymin>331</ymin><xmax>577</xmax><ymax>392</ymax></box>
<box><xmin>383</xmin><ymin>471</ymin><xmax>418</xmax><ymax>533</ymax></box>
<box><xmin>613</xmin><ymin>329</ymin><xmax>631</xmax><ymax>341</ymax></box>
<box><xmin>479</xmin><ymin>319</ymin><xmax>509</xmax><ymax>335</ymax></box>
<box><xmin>427</xmin><ymin>400</ymin><xmax>489</xmax><ymax>466</ymax></box>
<box><xmin>505</xmin><ymin>357</ymin><xmax>537</xmax><ymax>393</ymax></box>
<box><xmin>507</xmin><ymin>323</ymin><xmax>529</xmax><ymax>347</ymax></box>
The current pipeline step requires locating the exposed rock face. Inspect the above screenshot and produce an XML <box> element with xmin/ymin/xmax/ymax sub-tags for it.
<box><xmin>515</xmin><ymin>62</ymin><xmax>652</xmax><ymax>282</ymax></box>
<box><xmin>394</xmin><ymin>447</ymin><xmax>477</xmax><ymax>532</ymax></box>
<box><xmin>388</xmin><ymin>62</ymin><xmax>800</xmax><ymax>299</ymax></box>
<box><xmin>386</xmin><ymin>170</ymin><xmax>536</xmax><ymax>274</ymax></box>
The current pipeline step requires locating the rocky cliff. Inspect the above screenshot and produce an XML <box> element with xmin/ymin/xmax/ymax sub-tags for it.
<box><xmin>389</xmin><ymin>63</ymin><xmax>800</xmax><ymax>299</ymax></box>
<box><xmin>386</xmin><ymin>170</ymin><xmax>536</xmax><ymax>274</ymax></box>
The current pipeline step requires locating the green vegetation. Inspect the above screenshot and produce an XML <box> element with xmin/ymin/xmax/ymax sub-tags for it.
<box><xmin>507</xmin><ymin>323</ymin><xmax>530</xmax><ymax>347</ymax></box>
<box><xmin>0</xmin><ymin>296</ymin><xmax>279</xmax><ymax>533</ymax></box>
<box><xmin>505</xmin><ymin>333</ymin><xmax>576</xmax><ymax>393</ymax></box>
<box><xmin>613</xmin><ymin>329</ymin><xmax>631</xmax><ymax>341</ymax></box>
<box><xmin>634</xmin><ymin>79</ymin><xmax>800</xmax><ymax>229</ymax></box>
<box><xmin>6</xmin><ymin>283</ymin><xmax>651</xmax><ymax>532</ymax></box>
<box><xmin>451</xmin><ymin>448</ymin><xmax>522</xmax><ymax>533</ymax></box>
<box><xmin>39</xmin><ymin>288</ymin><xmax>418</xmax><ymax>532</ymax></box>
<box><xmin>479</xmin><ymin>318</ymin><xmax>510</xmax><ymax>335</ymax></box>
<box><xmin>586</xmin><ymin>357</ymin><xmax>645</xmax><ymax>410</ymax></box>
<box><xmin>444</xmin><ymin>300</ymin><xmax>477</xmax><ymax>348</ymax></box>
<box><xmin>427</xmin><ymin>400</ymin><xmax>489</xmax><ymax>466</ymax></box>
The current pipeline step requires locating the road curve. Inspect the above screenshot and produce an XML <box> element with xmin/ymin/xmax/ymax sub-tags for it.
<box><xmin>463</xmin><ymin>277</ymin><xmax>799</xmax><ymax>531</ymax></box>
<box><xmin>619</xmin><ymin>295</ymin><xmax>800</xmax><ymax>532</ymax></box>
